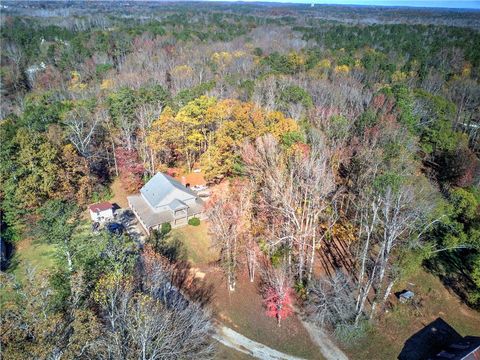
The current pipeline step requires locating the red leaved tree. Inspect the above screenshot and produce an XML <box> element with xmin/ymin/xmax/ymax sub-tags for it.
<box><xmin>262</xmin><ymin>264</ymin><xmax>294</xmax><ymax>327</ymax></box>
<box><xmin>115</xmin><ymin>147</ymin><xmax>145</xmax><ymax>192</ymax></box>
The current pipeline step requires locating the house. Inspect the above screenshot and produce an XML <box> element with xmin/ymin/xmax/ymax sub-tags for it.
<box><xmin>127</xmin><ymin>172</ymin><xmax>206</xmax><ymax>235</ymax></box>
<box><xmin>89</xmin><ymin>202</ymin><xmax>114</xmax><ymax>222</ymax></box>
<box><xmin>430</xmin><ymin>337</ymin><xmax>480</xmax><ymax>360</ymax></box>
<box><xmin>398</xmin><ymin>317</ymin><xmax>480</xmax><ymax>360</ymax></box>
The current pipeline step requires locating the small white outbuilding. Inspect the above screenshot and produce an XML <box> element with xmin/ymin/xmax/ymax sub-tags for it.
<box><xmin>89</xmin><ymin>202</ymin><xmax>114</xmax><ymax>222</ymax></box>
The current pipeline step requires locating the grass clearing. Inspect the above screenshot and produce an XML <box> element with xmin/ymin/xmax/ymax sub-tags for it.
<box><xmin>10</xmin><ymin>238</ymin><xmax>57</xmax><ymax>281</ymax></box>
<box><xmin>169</xmin><ymin>222</ymin><xmax>218</xmax><ymax>265</ymax></box>
<box><xmin>168</xmin><ymin>222</ymin><xmax>322</xmax><ymax>358</ymax></box>
<box><xmin>10</xmin><ymin>220</ymin><xmax>93</xmax><ymax>283</ymax></box>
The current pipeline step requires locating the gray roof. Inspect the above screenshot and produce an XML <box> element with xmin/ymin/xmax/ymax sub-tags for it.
<box><xmin>168</xmin><ymin>199</ymin><xmax>188</xmax><ymax>211</ymax></box>
<box><xmin>140</xmin><ymin>173</ymin><xmax>197</xmax><ymax>209</ymax></box>
<box><xmin>128</xmin><ymin>194</ymin><xmax>205</xmax><ymax>229</ymax></box>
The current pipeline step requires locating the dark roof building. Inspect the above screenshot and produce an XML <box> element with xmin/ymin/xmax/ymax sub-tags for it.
<box><xmin>399</xmin><ymin>318</ymin><xmax>480</xmax><ymax>360</ymax></box>
<box><xmin>430</xmin><ymin>336</ymin><xmax>480</xmax><ymax>360</ymax></box>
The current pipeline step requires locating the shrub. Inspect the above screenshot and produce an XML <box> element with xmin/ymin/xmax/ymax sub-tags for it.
<box><xmin>281</xmin><ymin>131</ymin><xmax>305</xmax><ymax>147</ymax></box>
<box><xmin>306</xmin><ymin>272</ymin><xmax>356</xmax><ymax>328</ymax></box>
<box><xmin>90</xmin><ymin>186</ymin><xmax>113</xmax><ymax>203</ymax></box>
<box><xmin>278</xmin><ymin>85</ymin><xmax>313</xmax><ymax>109</ymax></box>
<box><xmin>95</xmin><ymin>63</ymin><xmax>113</xmax><ymax>77</ymax></box>
<box><xmin>334</xmin><ymin>320</ymin><xmax>371</xmax><ymax>346</ymax></box>
<box><xmin>161</xmin><ymin>222</ymin><xmax>172</xmax><ymax>235</ymax></box>
<box><xmin>188</xmin><ymin>217</ymin><xmax>200</xmax><ymax>226</ymax></box>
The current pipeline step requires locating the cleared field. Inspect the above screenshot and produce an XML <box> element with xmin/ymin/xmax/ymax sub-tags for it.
<box><xmin>110</xmin><ymin>177</ymin><xmax>130</xmax><ymax>209</ymax></box>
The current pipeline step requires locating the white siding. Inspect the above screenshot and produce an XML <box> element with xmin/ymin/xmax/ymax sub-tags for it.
<box><xmin>89</xmin><ymin>208</ymin><xmax>113</xmax><ymax>222</ymax></box>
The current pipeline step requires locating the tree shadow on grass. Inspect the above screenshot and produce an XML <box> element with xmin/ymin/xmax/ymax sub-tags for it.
<box><xmin>424</xmin><ymin>249</ymin><xmax>478</xmax><ymax>309</ymax></box>
<box><xmin>170</xmin><ymin>259</ymin><xmax>216</xmax><ymax>307</ymax></box>
<box><xmin>4</xmin><ymin>251</ymin><xmax>20</xmax><ymax>273</ymax></box>
<box><xmin>150</xmin><ymin>231</ymin><xmax>187</xmax><ymax>263</ymax></box>
<box><xmin>148</xmin><ymin>229</ymin><xmax>215</xmax><ymax>307</ymax></box>
<box><xmin>317</xmin><ymin>233</ymin><xmax>357</xmax><ymax>282</ymax></box>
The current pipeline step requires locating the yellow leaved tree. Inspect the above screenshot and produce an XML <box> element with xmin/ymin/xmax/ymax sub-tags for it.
<box><xmin>147</xmin><ymin>96</ymin><xmax>300</xmax><ymax>180</ymax></box>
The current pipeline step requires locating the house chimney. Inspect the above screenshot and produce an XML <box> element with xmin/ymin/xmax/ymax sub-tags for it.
<box><xmin>181</xmin><ymin>176</ymin><xmax>187</xmax><ymax>186</ymax></box>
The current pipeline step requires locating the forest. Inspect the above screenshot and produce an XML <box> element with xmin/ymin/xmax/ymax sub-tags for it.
<box><xmin>1</xmin><ymin>1</ymin><xmax>479</xmax><ymax>359</ymax></box>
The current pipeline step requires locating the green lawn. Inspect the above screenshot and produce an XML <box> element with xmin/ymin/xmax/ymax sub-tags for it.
<box><xmin>11</xmin><ymin>238</ymin><xmax>57</xmax><ymax>281</ymax></box>
<box><xmin>169</xmin><ymin>222</ymin><xmax>218</xmax><ymax>265</ymax></box>
<box><xmin>10</xmin><ymin>221</ymin><xmax>94</xmax><ymax>282</ymax></box>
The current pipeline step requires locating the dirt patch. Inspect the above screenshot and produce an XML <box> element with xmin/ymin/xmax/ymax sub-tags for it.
<box><xmin>16</xmin><ymin>238</ymin><xmax>31</xmax><ymax>252</ymax></box>
<box><xmin>175</xmin><ymin>172</ymin><xmax>207</xmax><ymax>187</ymax></box>
<box><xmin>110</xmin><ymin>177</ymin><xmax>131</xmax><ymax>209</ymax></box>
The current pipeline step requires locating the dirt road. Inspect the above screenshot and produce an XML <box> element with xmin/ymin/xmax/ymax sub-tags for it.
<box><xmin>214</xmin><ymin>321</ymin><xmax>349</xmax><ymax>360</ymax></box>
<box><xmin>214</xmin><ymin>325</ymin><xmax>307</xmax><ymax>360</ymax></box>
<box><xmin>300</xmin><ymin>321</ymin><xmax>349</xmax><ymax>360</ymax></box>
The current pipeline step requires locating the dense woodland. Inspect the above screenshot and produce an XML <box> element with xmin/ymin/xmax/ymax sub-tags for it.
<box><xmin>1</xmin><ymin>1</ymin><xmax>479</xmax><ymax>359</ymax></box>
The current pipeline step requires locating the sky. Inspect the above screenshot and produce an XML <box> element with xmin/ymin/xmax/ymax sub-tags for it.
<box><xmin>235</xmin><ymin>0</ymin><xmax>480</xmax><ymax>9</ymax></box>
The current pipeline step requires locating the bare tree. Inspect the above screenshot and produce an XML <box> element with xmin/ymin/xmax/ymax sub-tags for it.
<box><xmin>97</xmin><ymin>248</ymin><xmax>215</xmax><ymax>359</ymax></box>
<box><xmin>242</xmin><ymin>134</ymin><xmax>336</xmax><ymax>283</ymax></box>
<box><xmin>421</xmin><ymin>69</ymin><xmax>445</xmax><ymax>94</ymax></box>
<box><xmin>447</xmin><ymin>78</ymin><xmax>480</xmax><ymax>131</ymax></box>
<box><xmin>121</xmin><ymin>293</ymin><xmax>214</xmax><ymax>360</ymax></box>
<box><xmin>65</xmin><ymin>107</ymin><xmax>101</xmax><ymax>158</ymax></box>
<box><xmin>352</xmin><ymin>176</ymin><xmax>435</xmax><ymax>323</ymax></box>
<box><xmin>253</xmin><ymin>76</ymin><xmax>277</xmax><ymax>111</ymax></box>
<box><xmin>207</xmin><ymin>187</ymin><xmax>247</xmax><ymax>291</ymax></box>
<box><xmin>118</xmin><ymin>114</ymin><xmax>136</xmax><ymax>151</ymax></box>
<box><xmin>232</xmin><ymin>181</ymin><xmax>258</xmax><ymax>283</ymax></box>
<box><xmin>3</xmin><ymin>42</ymin><xmax>24</xmax><ymax>91</ymax></box>
<box><xmin>306</xmin><ymin>271</ymin><xmax>356</xmax><ymax>328</ymax></box>
<box><xmin>136</xmin><ymin>103</ymin><xmax>163</xmax><ymax>175</ymax></box>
